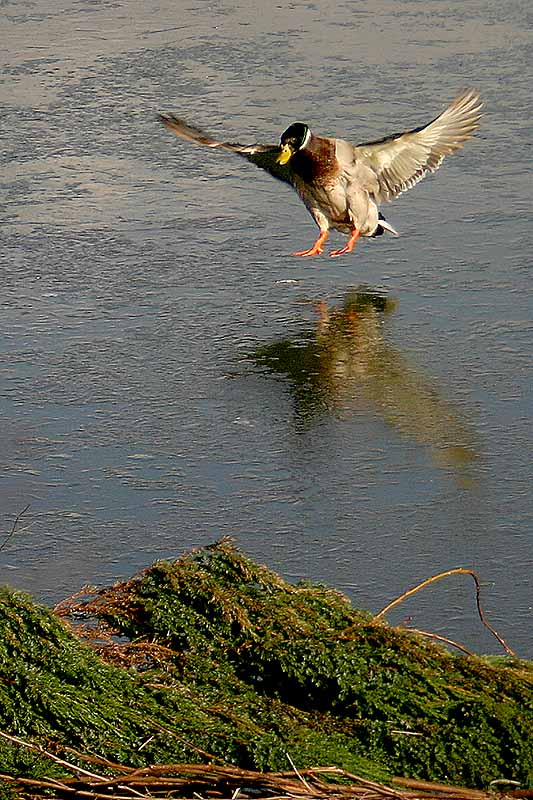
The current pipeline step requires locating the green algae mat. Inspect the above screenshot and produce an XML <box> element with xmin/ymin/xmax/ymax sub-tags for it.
<box><xmin>0</xmin><ymin>540</ymin><xmax>532</xmax><ymax>798</ymax></box>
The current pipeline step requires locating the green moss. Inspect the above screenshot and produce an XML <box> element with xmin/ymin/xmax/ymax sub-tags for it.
<box><xmin>1</xmin><ymin>541</ymin><xmax>532</xmax><ymax>791</ymax></box>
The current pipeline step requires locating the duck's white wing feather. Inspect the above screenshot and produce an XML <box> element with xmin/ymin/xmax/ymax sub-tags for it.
<box><xmin>350</xmin><ymin>90</ymin><xmax>482</xmax><ymax>202</ymax></box>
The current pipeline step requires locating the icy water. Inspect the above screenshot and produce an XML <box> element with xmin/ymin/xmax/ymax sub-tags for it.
<box><xmin>2</xmin><ymin>1</ymin><xmax>532</xmax><ymax>657</ymax></box>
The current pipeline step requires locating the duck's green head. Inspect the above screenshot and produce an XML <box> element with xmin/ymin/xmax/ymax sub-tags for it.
<box><xmin>277</xmin><ymin>122</ymin><xmax>311</xmax><ymax>164</ymax></box>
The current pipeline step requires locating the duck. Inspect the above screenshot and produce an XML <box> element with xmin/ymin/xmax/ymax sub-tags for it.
<box><xmin>159</xmin><ymin>89</ymin><xmax>482</xmax><ymax>258</ymax></box>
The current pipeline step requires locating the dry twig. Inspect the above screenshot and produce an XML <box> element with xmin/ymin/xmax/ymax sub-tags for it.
<box><xmin>375</xmin><ymin>568</ymin><xmax>516</xmax><ymax>656</ymax></box>
<box><xmin>0</xmin><ymin>504</ymin><xmax>31</xmax><ymax>555</ymax></box>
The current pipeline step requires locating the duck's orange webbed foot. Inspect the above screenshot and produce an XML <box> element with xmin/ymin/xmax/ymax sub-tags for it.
<box><xmin>330</xmin><ymin>228</ymin><xmax>361</xmax><ymax>257</ymax></box>
<box><xmin>292</xmin><ymin>230</ymin><xmax>329</xmax><ymax>257</ymax></box>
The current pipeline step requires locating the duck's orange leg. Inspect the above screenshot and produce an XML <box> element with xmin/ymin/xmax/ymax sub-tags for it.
<box><xmin>292</xmin><ymin>230</ymin><xmax>329</xmax><ymax>257</ymax></box>
<box><xmin>330</xmin><ymin>228</ymin><xmax>361</xmax><ymax>257</ymax></box>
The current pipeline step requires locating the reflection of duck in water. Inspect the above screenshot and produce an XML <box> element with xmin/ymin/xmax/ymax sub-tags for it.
<box><xmin>252</xmin><ymin>290</ymin><xmax>477</xmax><ymax>471</ymax></box>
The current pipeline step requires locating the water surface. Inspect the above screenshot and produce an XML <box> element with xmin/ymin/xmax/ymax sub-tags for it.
<box><xmin>1</xmin><ymin>0</ymin><xmax>532</xmax><ymax>657</ymax></box>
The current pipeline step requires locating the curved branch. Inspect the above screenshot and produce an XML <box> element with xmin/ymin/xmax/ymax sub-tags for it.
<box><xmin>375</xmin><ymin>568</ymin><xmax>516</xmax><ymax>657</ymax></box>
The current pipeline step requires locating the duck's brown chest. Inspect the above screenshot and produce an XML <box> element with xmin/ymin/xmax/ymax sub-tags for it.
<box><xmin>291</xmin><ymin>139</ymin><xmax>339</xmax><ymax>186</ymax></box>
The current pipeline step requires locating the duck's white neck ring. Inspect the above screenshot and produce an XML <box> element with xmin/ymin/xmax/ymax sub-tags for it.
<box><xmin>299</xmin><ymin>127</ymin><xmax>312</xmax><ymax>150</ymax></box>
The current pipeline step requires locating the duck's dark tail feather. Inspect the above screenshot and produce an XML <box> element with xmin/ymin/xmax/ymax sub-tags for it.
<box><xmin>373</xmin><ymin>212</ymin><xmax>399</xmax><ymax>237</ymax></box>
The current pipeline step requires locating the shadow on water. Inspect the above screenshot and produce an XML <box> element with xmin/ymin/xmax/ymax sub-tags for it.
<box><xmin>250</xmin><ymin>288</ymin><xmax>478</xmax><ymax>480</ymax></box>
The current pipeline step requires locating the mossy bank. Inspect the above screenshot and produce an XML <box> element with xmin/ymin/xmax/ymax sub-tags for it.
<box><xmin>0</xmin><ymin>540</ymin><xmax>531</xmax><ymax>795</ymax></box>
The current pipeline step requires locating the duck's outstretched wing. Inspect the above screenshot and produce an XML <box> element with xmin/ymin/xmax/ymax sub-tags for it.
<box><xmin>351</xmin><ymin>90</ymin><xmax>483</xmax><ymax>202</ymax></box>
<box><xmin>158</xmin><ymin>114</ymin><xmax>294</xmax><ymax>186</ymax></box>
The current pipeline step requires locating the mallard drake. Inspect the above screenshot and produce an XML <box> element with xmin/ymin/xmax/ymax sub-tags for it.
<box><xmin>159</xmin><ymin>89</ymin><xmax>482</xmax><ymax>258</ymax></box>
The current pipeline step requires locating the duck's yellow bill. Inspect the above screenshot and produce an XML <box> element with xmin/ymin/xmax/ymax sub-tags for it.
<box><xmin>276</xmin><ymin>144</ymin><xmax>293</xmax><ymax>165</ymax></box>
